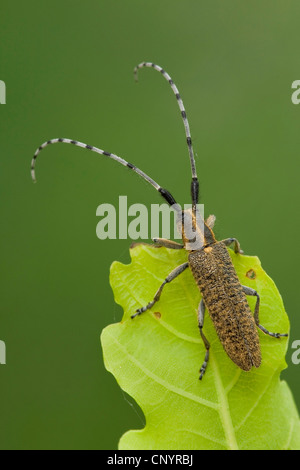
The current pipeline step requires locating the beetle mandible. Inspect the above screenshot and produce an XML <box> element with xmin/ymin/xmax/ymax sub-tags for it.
<box><xmin>31</xmin><ymin>61</ymin><xmax>288</xmax><ymax>379</ymax></box>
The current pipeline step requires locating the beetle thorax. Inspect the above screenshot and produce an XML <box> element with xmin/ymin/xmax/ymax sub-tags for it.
<box><xmin>178</xmin><ymin>208</ymin><xmax>216</xmax><ymax>252</ymax></box>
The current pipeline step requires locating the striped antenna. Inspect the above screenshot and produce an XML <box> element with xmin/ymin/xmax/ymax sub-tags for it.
<box><xmin>31</xmin><ymin>138</ymin><xmax>179</xmax><ymax>208</ymax></box>
<box><xmin>134</xmin><ymin>62</ymin><xmax>198</xmax><ymax>187</ymax></box>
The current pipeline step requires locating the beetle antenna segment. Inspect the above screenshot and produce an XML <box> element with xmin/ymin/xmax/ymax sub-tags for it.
<box><xmin>31</xmin><ymin>138</ymin><xmax>179</xmax><ymax>208</ymax></box>
<box><xmin>134</xmin><ymin>62</ymin><xmax>199</xmax><ymax>209</ymax></box>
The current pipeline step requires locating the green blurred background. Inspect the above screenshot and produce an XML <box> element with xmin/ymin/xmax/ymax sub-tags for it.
<box><xmin>1</xmin><ymin>0</ymin><xmax>300</xmax><ymax>450</ymax></box>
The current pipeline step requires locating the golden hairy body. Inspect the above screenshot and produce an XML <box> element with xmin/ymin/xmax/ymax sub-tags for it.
<box><xmin>180</xmin><ymin>208</ymin><xmax>261</xmax><ymax>372</ymax></box>
<box><xmin>189</xmin><ymin>242</ymin><xmax>261</xmax><ymax>371</ymax></box>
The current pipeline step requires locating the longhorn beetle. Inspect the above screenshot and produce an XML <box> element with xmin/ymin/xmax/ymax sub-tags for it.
<box><xmin>31</xmin><ymin>61</ymin><xmax>288</xmax><ymax>379</ymax></box>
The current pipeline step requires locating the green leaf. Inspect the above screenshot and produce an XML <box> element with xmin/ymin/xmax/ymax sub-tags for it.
<box><xmin>101</xmin><ymin>244</ymin><xmax>300</xmax><ymax>450</ymax></box>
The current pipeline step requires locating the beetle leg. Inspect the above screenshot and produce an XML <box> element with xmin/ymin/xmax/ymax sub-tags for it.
<box><xmin>131</xmin><ymin>262</ymin><xmax>189</xmax><ymax>319</ymax></box>
<box><xmin>197</xmin><ymin>299</ymin><xmax>210</xmax><ymax>380</ymax></box>
<box><xmin>222</xmin><ymin>237</ymin><xmax>244</xmax><ymax>254</ymax></box>
<box><xmin>242</xmin><ymin>285</ymin><xmax>288</xmax><ymax>338</ymax></box>
<box><xmin>152</xmin><ymin>238</ymin><xmax>184</xmax><ymax>249</ymax></box>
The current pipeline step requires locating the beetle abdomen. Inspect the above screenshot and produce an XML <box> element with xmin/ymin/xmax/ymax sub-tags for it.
<box><xmin>189</xmin><ymin>242</ymin><xmax>261</xmax><ymax>371</ymax></box>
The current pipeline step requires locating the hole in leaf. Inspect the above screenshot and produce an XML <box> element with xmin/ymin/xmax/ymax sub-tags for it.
<box><xmin>246</xmin><ymin>269</ymin><xmax>256</xmax><ymax>280</ymax></box>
